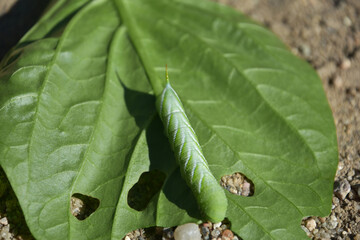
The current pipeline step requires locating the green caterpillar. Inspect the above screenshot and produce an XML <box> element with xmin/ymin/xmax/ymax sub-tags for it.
<box><xmin>156</xmin><ymin>66</ymin><xmax>227</xmax><ymax>222</ymax></box>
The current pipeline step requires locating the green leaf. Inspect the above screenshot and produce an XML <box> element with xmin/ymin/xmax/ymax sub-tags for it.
<box><xmin>0</xmin><ymin>0</ymin><xmax>338</xmax><ymax>239</ymax></box>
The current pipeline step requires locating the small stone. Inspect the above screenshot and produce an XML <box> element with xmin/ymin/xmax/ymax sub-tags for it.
<box><xmin>301</xmin><ymin>225</ymin><xmax>311</xmax><ymax>236</ymax></box>
<box><xmin>211</xmin><ymin>229</ymin><xmax>221</xmax><ymax>238</ymax></box>
<box><xmin>355</xmin><ymin>202</ymin><xmax>360</xmax><ymax>212</ymax></box>
<box><xmin>299</xmin><ymin>44</ymin><xmax>311</xmax><ymax>58</ymax></box>
<box><xmin>174</xmin><ymin>223</ymin><xmax>201</xmax><ymax>240</ymax></box>
<box><xmin>124</xmin><ymin>236</ymin><xmax>131</xmax><ymax>240</ymax></box>
<box><xmin>0</xmin><ymin>225</ymin><xmax>12</xmax><ymax>240</ymax></box>
<box><xmin>229</xmin><ymin>188</ymin><xmax>237</xmax><ymax>194</ymax></box>
<box><xmin>326</xmin><ymin>215</ymin><xmax>338</xmax><ymax>230</ymax></box>
<box><xmin>201</xmin><ymin>226</ymin><xmax>210</xmax><ymax>237</ymax></box>
<box><xmin>221</xmin><ymin>224</ymin><xmax>228</xmax><ymax>230</ymax></box>
<box><xmin>222</xmin><ymin>229</ymin><xmax>234</xmax><ymax>240</ymax></box>
<box><xmin>0</xmin><ymin>217</ymin><xmax>8</xmax><ymax>225</ymax></box>
<box><xmin>133</xmin><ymin>229</ymin><xmax>141</xmax><ymax>237</ymax></box>
<box><xmin>233</xmin><ymin>237</ymin><xmax>239</xmax><ymax>240</ymax></box>
<box><xmin>320</xmin><ymin>231</ymin><xmax>331</xmax><ymax>239</ymax></box>
<box><xmin>334</xmin><ymin>179</ymin><xmax>351</xmax><ymax>200</ymax></box>
<box><xmin>242</xmin><ymin>182</ymin><xmax>251</xmax><ymax>196</ymax></box>
<box><xmin>348</xmin><ymin>190</ymin><xmax>356</xmax><ymax>200</ymax></box>
<box><xmin>213</xmin><ymin>222</ymin><xmax>221</xmax><ymax>229</ymax></box>
<box><xmin>337</xmin><ymin>162</ymin><xmax>344</xmax><ymax>171</ymax></box>
<box><xmin>70</xmin><ymin>196</ymin><xmax>84</xmax><ymax>217</ymax></box>
<box><xmin>332</xmin><ymin>197</ymin><xmax>340</xmax><ymax>206</ymax></box>
<box><xmin>203</xmin><ymin>222</ymin><xmax>212</xmax><ymax>229</ymax></box>
<box><xmin>227</xmin><ymin>178</ymin><xmax>234</xmax><ymax>187</ymax></box>
<box><xmin>306</xmin><ymin>219</ymin><xmax>316</xmax><ymax>231</ymax></box>
<box><xmin>343</xmin><ymin>16</ymin><xmax>352</xmax><ymax>26</ymax></box>
<box><xmin>348</xmin><ymin>169</ymin><xmax>355</xmax><ymax>178</ymax></box>
<box><xmin>340</xmin><ymin>59</ymin><xmax>351</xmax><ymax>70</ymax></box>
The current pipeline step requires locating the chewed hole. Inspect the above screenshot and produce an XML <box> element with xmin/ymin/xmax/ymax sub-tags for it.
<box><xmin>127</xmin><ymin>170</ymin><xmax>166</xmax><ymax>211</ymax></box>
<box><xmin>70</xmin><ymin>193</ymin><xmax>100</xmax><ymax>220</ymax></box>
<box><xmin>220</xmin><ymin>172</ymin><xmax>254</xmax><ymax>196</ymax></box>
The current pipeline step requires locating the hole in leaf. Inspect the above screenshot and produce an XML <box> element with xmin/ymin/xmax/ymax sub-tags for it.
<box><xmin>220</xmin><ymin>172</ymin><xmax>254</xmax><ymax>196</ymax></box>
<box><xmin>70</xmin><ymin>193</ymin><xmax>100</xmax><ymax>220</ymax></box>
<box><xmin>127</xmin><ymin>170</ymin><xmax>166</xmax><ymax>211</ymax></box>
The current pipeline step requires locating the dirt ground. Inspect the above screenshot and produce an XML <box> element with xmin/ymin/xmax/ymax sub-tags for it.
<box><xmin>183</xmin><ymin>2</ymin><xmax>360</xmax><ymax>239</ymax></box>
<box><xmin>217</xmin><ymin>1</ymin><xmax>360</xmax><ymax>239</ymax></box>
<box><xmin>0</xmin><ymin>0</ymin><xmax>359</xmax><ymax>240</ymax></box>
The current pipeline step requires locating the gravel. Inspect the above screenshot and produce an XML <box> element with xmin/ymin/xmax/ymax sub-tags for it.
<box><xmin>123</xmin><ymin>221</ymin><xmax>241</xmax><ymax>240</ymax></box>
<box><xmin>305</xmin><ymin>219</ymin><xmax>317</xmax><ymax>232</ymax></box>
<box><xmin>220</xmin><ymin>173</ymin><xmax>254</xmax><ymax>197</ymax></box>
<box><xmin>0</xmin><ymin>216</ymin><xmax>14</xmax><ymax>240</ymax></box>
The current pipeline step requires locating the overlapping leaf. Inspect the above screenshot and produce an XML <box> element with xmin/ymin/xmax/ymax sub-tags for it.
<box><xmin>0</xmin><ymin>0</ymin><xmax>338</xmax><ymax>239</ymax></box>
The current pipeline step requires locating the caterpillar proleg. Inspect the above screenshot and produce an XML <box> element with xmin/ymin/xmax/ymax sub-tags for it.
<box><xmin>156</xmin><ymin>66</ymin><xmax>227</xmax><ymax>222</ymax></box>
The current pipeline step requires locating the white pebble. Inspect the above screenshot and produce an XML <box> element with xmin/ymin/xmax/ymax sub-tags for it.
<box><xmin>124</xmin><ymin>236</ymin><xmax>131</xmax><ymax>240</ymax></box>
<box><xmin>340</xmin><ymin>59</ymin><xmax>351</xmax><ymax>70</ymax></box>
<box><xmin>306</xmin><ymin>219</ymin><xmax>316</xmax><ymax>231</ymax></box>
<box><xmin>174</xmin><ymin>223</ymin><xmax>201</xmax><ymax>240</ymax></box>
<box><xmin>0</xmin><ymin>218</ymin><xmax>8</xmax><ymax>225</ymax></box>
<box><xmin>301</xmin><ymin>225</ymin><xmax>311</xmax><ymax>236</ymax></box>
<box><xmin>343</xmin><ymin>17</ymin><xmax>352</xmax><ymax>26</ymax></box>
<box><xmin>213</xmin><ymin>222</ymin><xmax>221</xmax><ymax>229</ymax></box>
<box><xmin>0</xmin><ymin>225</ymin><xmax>11</xmax><ymax>240</ymax></box>
<box><xmin>326</xmin><ymin>215</ymin><xmax>338</xmax><ymax>230</ymax></box>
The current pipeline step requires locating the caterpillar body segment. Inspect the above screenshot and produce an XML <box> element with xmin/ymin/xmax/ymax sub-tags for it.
<box><xmin>156</xmin><ymin>81</ymin><xmax>228</xmax><ymax>222</ymax></box>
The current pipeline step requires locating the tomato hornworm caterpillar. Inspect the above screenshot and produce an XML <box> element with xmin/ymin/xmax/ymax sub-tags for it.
<box><xmin>156</xmin><ymin>66</ymin><xmax>227</xmax><ymax>222</ymax></box>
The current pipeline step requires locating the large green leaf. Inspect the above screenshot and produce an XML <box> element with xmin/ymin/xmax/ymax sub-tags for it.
<box><xmin>0</xmin><ymin>0</ymin><xmax>338</xmax><ymax>239</ymax></box>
